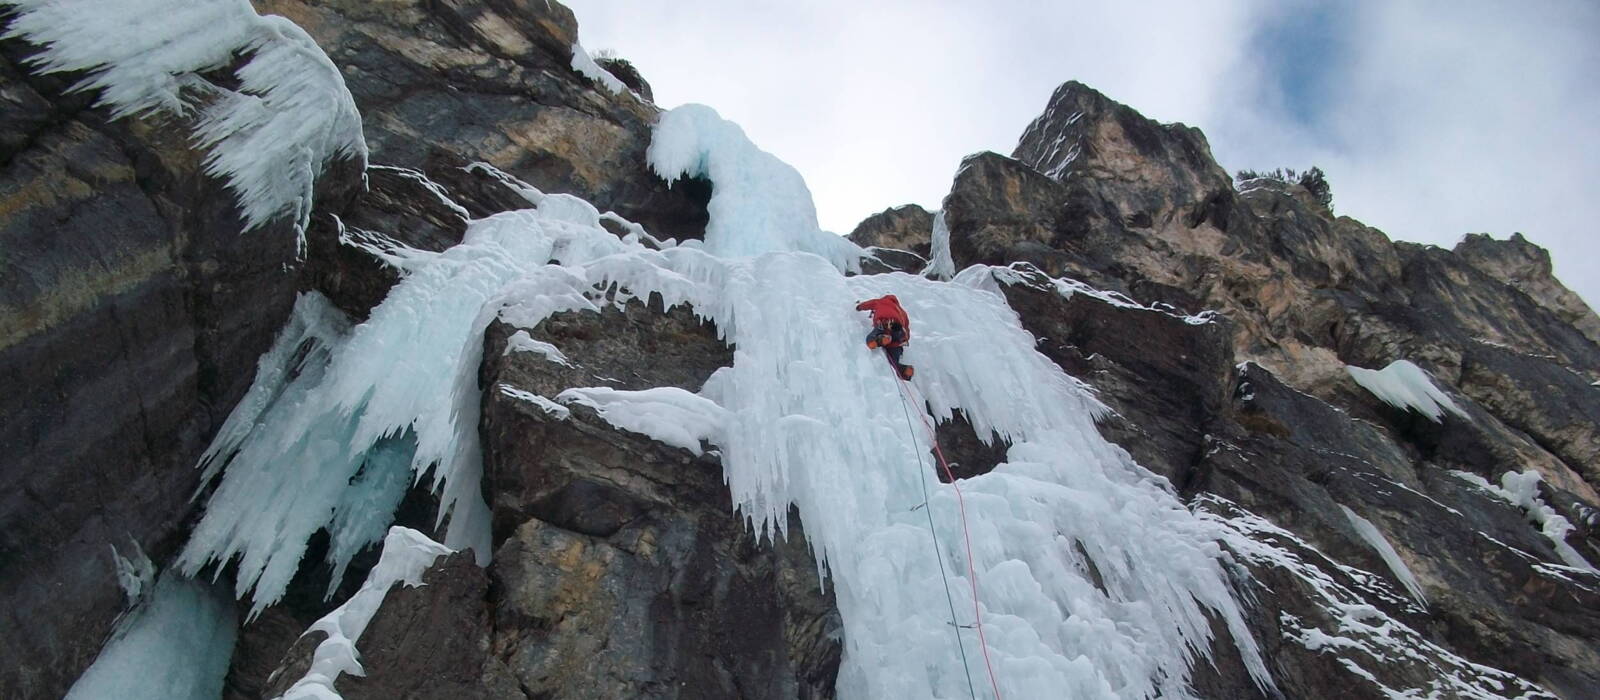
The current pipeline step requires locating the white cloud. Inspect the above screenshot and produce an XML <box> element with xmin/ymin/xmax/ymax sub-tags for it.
<box><xmin>1210</xmin><ymin>2</ymin><xmax>1600</xmax><ymax>306</ymax></box>
<box><xmin>566</xmin><ymin>0</ymin><xmax>1599</xmax><ymax>308</ymax></box>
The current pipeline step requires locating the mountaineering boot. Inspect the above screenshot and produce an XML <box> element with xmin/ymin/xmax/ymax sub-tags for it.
<box><xmin>900</xmin><ymin>365</ymin><xmax>915</xmax><ymax>380</ymax></box>
<box><xmin>866</xmin><ymin>335</ymin><xmax>882</xmax><ymax>349</ymax></box>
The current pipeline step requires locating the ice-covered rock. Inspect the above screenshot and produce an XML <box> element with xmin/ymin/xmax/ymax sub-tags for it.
<box><xmin>63</xmin><ymin>575</ymin><xmax>237</xmax><ymax>700</ymax></box>
<box><xmin>648</xmin><ymin>104</ymin><xmax>863</xmax><ymax>271</ymax></box>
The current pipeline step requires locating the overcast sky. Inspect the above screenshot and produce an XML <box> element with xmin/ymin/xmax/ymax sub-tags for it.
<box><xmin>565</xmin><ymin>1</ymin><xmax>1599</xmax><ymax>308</ymax></box>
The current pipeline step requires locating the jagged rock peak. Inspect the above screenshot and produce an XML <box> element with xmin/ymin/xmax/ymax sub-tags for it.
<box><xmin>846</xmin><ymin>203</ymin><xmax>933</xmax><ymax>255</ymax></box>
<box><xmin>1011</xmin><ymin>80</ymin><xmax>1227</xmax><ymax>190</ymax></box>
<box><xmin>1455</xmin><ymin>232</ymin><xmax>1600</xmax><ymax>345</ymax></box>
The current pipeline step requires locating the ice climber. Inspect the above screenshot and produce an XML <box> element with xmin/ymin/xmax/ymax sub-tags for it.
<box><xmin>856</xmin><ymin>294</ymin><xmax>914</xmax><ymax>380</ymax></box>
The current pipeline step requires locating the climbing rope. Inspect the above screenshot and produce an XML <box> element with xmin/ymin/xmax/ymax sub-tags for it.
<box><xmin>894</xmin><ymin>372</ymin><xmax>979</xmax><ymax>700</ymax></box>
<box><xmin>889</xmin><ymin>356</ymin><xmax>1004</xmax><ymax>700</ymax></box>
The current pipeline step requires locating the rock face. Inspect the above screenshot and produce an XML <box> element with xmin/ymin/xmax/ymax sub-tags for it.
<box><xmin>475</xmin><ymin>303</ymin><xmax>839</xmax><ymax>699</ymax></box>
<box><xmin>0</xmin><ymin>29</ymin><xmax>360</xmax><ymax>695</ymax></box>
<box><xmin>261</xmin><ymin>552</ymin><xmax>521</xmax><ymax>699</ymax></box>
<box><xmin>846</xmin><ymin>204</ymin><xmax>934</xmax><ymax>257</ymax></box>
<box><xmin>595</xmin><ymin>56</ymin><xmax>654</xmax><ymax>102</ymax></box>
<box><xmin>995</xmin><ymin>264</ymin><xmax>1235</xmax><ymax>486</ymax></box>
<box><xmin>1455</xmin><ymin>232</ymin><xmax>1600</xmax><ymax>347</ymax></box>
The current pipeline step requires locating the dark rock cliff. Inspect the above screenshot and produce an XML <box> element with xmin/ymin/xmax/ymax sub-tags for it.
<box><xmin>0</xmin><ymin>24</ymin><xmax>361</xmax><ymax>694</ymax></box>
<box><xmin>4</xmin><ymin>4</ymin><xmax>1598</xmax><ymax>700</ymax></box>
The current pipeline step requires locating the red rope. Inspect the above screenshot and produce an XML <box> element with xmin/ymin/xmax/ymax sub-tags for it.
<box><xmin>891</xmin><ymin>359</ymin><xmax>1004</xmax><ymax>700</ymax></box>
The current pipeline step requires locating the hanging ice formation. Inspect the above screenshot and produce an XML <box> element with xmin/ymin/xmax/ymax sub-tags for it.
<box><xmin>1346</xmin><ymin>360</ymin><xmax>1468</xmax><ymax>422</ymax></box>
<box><xmin>180</xmin><ymin>98</ymin><xmax>1279</xmax><ymax>698</ymax></box>
<box><xmin>2</xmin><ymin>0</ymin><xmax>368</xmax><ymax>240</ymax></box>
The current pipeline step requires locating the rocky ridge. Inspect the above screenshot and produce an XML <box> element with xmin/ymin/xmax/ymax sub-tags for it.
<box><xmin>934</xmin><ymin>80</ymin><xmax>1600</xmax><ymax>698</ymax></box>
<box><xmin>1</xmin><ymin>3</ymin><xmax>1597</xmax><ymax>700</ymax></box>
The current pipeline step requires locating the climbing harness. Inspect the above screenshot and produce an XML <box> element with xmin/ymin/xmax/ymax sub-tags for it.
<box><xmin>889</xmin><ymin>356</ymin><xmax>1004</xmax><ymax>700</ymax></box>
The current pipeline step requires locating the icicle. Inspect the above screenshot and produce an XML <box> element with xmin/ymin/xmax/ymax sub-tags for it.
<box><xmin>924</xmin><ymin>209</ymin><xmax>956</xmax><ymax>280</ymax></box>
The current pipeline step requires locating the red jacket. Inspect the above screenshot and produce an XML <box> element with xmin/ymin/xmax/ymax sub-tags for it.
<box><xmin>856</xmin><ymin>295</ymin><xmax>910</xmax><ymax>341</ymax></box>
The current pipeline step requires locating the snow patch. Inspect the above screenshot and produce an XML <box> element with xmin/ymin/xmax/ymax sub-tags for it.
<box><xmin>1346</xmin><ymin>360</ymin><xmax>1467</xmax><ymax>422</ymax></box>
<box><xmin>1338</xmin><ymin>505</ymin><xmax>1427</xmax><ymax>605</ymax></box>
<box><xmin>275</xmin><ymin>527</ymin><xmax>453</xmax><ymax>700</ymax></box>
<box><xmin>504</xmin><ymin>329</ymin><xmax>573</xmax><ymax>366</ymax></box>
<box><xmin>4</xmin><ymin>0</ymin><xmax>368</xmax><ymax>241</ymax></box>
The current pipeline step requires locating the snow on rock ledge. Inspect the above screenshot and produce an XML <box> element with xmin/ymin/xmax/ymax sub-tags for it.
<box><xmin>1452</xmin><ymin>470</ymin><xmax>1599</xmax><ymax>573</ymax></box>
<box><xmin>570</xmin><ymin>43</ymin><xmax>626</xmax><ymax>95</ymax></box>
<box><xmin>3</xmin><ymin>0</ymin><xmax>368</xmax><ymax>237</ymax></box>
<box><xmin>556</xmin><ymin>386</ymin><xmax>728</xmax><ymax>455</ymax></box>
<box><xmin>1199</xmin><ymin>496</ymin><xmax>1554</xmax><ymax>699</ymax></box>
<box><xmin>274</xmin><ymin>527</ymin><xmax>453</xmax><ymax>700</ymax></box>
